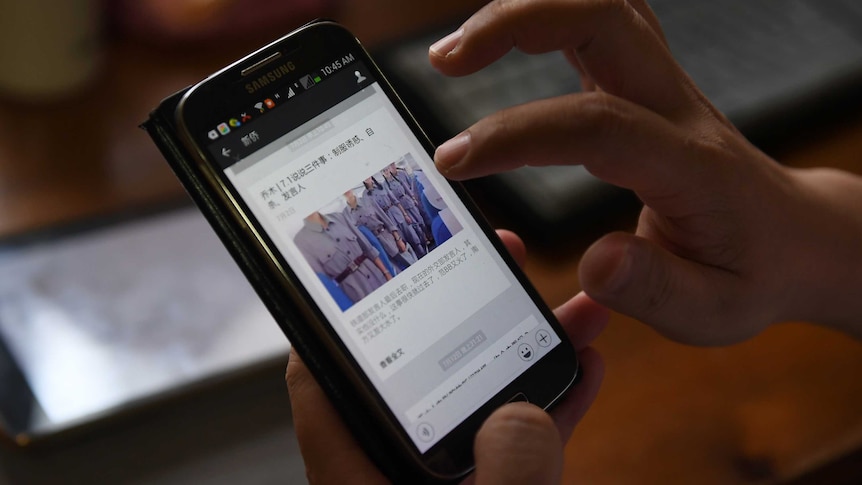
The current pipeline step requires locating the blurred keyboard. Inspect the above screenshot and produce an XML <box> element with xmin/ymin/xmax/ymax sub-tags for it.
<box><xmin>374</xmin><ymin>0</ymin><xmax>862</xmax><ymax>226</ymax></box>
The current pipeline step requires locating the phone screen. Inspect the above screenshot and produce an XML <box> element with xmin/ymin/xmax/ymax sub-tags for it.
<box><xmin>181</xmin><ymin>43</ymin><xmax>573</xmax><ymax>455</ymax></box>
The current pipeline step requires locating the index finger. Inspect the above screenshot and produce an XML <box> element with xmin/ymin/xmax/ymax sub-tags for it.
<box><xmin>429</xmin><ymin>0</ymin><xmax>696</xmax><ymax>119</ymax></box>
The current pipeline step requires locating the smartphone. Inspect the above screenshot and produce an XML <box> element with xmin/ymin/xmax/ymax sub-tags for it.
<box><xmin>146</xmin><ymin>20</ymin><xmax>579</xmax><ymax>483</ymax></box>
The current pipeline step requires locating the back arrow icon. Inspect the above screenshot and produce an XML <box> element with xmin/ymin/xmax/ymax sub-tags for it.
<box><xmin>222</xmin><ymin>148</ymin><xmax>231</xmax><ymax>157</ymax></box>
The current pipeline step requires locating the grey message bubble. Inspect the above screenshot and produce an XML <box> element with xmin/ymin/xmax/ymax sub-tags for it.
<box><xmin>439</xmin><ymin>330</ymin><xmax>486</xmax><ymax>371</ymax></box>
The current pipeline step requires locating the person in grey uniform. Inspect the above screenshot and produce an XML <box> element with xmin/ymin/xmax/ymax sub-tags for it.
<box><xmin>388</xmin><ymin>162</ymin><xmax>418</xmax><ymax>201</ymax></box>
<box><xmin>363</xmin><ymin>177</ymin><xmax>426</xmax><ymax>258</ymax></box>
<box><xmin>343</xmin><ymin>189</ymin><xmax>415</xmax><ymax>270</ymax></box>
<box><xmin>381</xmin><ymin>168</ymin><xmax>430</xmax><ymax>252</ymax></box>
<box><xmin>388</xmin><ymin>162</ymin><xmax>434</xmax><ymax>239</ymax></box>
<box><xmin>294</xmin><ymin>211</ymin><xmax>391</xmax><ymax>304</ymax></box>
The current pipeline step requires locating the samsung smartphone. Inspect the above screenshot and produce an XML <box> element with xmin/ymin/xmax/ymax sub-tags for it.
<box><xmin>148</xmin><ymin>20</ymin><xmax>578</xmax><ymax>484</ymax></box>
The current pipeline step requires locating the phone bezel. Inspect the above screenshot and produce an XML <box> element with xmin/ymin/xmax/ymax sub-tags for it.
<box><xmin>173</xmin><ymin>20</ymin><xmax>579</xmax><ymax>481</ymax></box>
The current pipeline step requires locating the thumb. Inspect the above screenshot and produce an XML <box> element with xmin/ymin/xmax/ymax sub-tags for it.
<box><xmin>473</xmin><ymin>402</ymin><xmax>562</xmax><ymax>485</ymax></box>
<box><xmin>579</xmin><ymin>232</ymin><xmax>754</xmax><ymax>346</ymax></box>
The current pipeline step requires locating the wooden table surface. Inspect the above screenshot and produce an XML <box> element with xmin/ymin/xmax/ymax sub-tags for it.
<box><xmin>1</xmin><ymin>2</ymin><xmax>861</xmax><ymax>484</ymax></box>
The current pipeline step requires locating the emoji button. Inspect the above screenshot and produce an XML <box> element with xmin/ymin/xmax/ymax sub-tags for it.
<box><xmin>518</xmin><ymin>343</ymin><xmax>534</xmax><ymax>361</ymax></box>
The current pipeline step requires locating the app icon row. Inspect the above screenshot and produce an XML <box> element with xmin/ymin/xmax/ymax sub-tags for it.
<box><xmin>207</xmin><ymin>98</ymin><xmax>276</xmax><ymax>140</ymax></box>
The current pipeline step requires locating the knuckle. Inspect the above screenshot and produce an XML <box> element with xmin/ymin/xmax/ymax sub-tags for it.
<box><xmin>639</xmin><ymin>248</ymin><xmax>673</xmax><ymax>320</ymax></box>
<box><xmin>476</xmin><ymin>106</ymin><xmax>519</xmax><ymax>148</ymax></box>
<box><xmin>573</xmin><ymin>92</ymin><xmax>633</xmax><ymax>173</ymax></box>
<box><xmin>285</xmin><ymin>354</ymin><xmax>311</xmax><ymax>393</ymax></box>
<box><xmin>694</xmin><ymin>212</ymin><xmax>747</xmax><ymax>269</ymax></box>
<box><xmin>604</xmin><ymin>0</ymin><xmax>633</xmax><ymax>15</ymax></box>
<box><xmin>577</xmin><ymin>92</ymin><xmax>631</xmax><ymax>137</ymax></box>
<box><xmin>625</xmin><ymin>0</ymin><xmax>659</xmax><ymax>24</ymax></box>
<box><xmin>489</xmin><ymin>106</ymin><xmax>518</xmax><ymax>135</ymax></box>
<box><xmin>583</xmin><ymin>0</ymin><xmax>635</xmax><ymax>24</ymax></box>
<box><xmin>488</xmin><ymin>0</ymin><xmax>533</xmax><ymax>23</ymax></box>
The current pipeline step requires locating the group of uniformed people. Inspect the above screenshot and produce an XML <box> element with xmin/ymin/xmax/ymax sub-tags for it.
<box><xmin>363</xmin><ymin>163</ymin><xmax>435</xmax><ymax>259</ymax></box>
<box><xmin>294</xmin><ymin>161</ymin><xmax>441</xmax><ymax>309</ymax></box>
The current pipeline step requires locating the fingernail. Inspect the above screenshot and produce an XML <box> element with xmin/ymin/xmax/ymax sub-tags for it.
<box><xmin>434</xmin><ymin>131</ymin><xmax>471</xmax><ymax>173</ymax></box>
<box><xmin>583</xmin><ymin>239</ymin><xmax>634</xmax><ymax>297</ymax></box>
<box><xmin>603</xmin><ymin>248</ymin><xmax>632</xmax><ymax>295</ymax></box>
<box><xmin>430</xmin><ymin>28</ymin><xmax>464</xmax><ymax>57</ymax></box>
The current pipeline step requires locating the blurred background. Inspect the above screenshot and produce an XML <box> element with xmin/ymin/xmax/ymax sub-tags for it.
<box><xmin>1</xmin><ymin>0</ymin><xmax>861</xmax><ymax>483</ymax></box>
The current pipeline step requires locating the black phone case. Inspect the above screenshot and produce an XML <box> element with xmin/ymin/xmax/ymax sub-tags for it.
<box><xmin>142</xmin><ymin>90</ymin><xmax>451</xmax><ymax>484</ymax></box>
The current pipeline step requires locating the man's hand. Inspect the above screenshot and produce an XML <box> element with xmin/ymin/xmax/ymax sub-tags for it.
<box><xmin>286</xmin><ymin>230</ymin><xmax>608</xmax><ymax>484</ymax></box>
<box><xmin>430</xmin><ymin>0</ymin><xmax>862</xmax><ymax>344</ymax></box>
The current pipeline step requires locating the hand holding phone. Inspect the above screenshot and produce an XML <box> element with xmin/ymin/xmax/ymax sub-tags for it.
<box><xmin>144</xmin><ymin>20</ymin><xmax>583</xmax><ymax>483</ymax></box>
<box><xmin>288</xmin><ymin>268</ymin><xmax>609</xmax><ymax>484</ymax></box>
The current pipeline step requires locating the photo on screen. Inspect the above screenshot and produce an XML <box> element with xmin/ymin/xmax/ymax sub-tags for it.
<box><xmin>291</xmin><ymin>153</ymin><xmax>463</xmax><ymax>311</ymax></box>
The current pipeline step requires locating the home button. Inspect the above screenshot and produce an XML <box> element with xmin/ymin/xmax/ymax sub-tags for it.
<box><xmin>507</xmin><ymin>392</ymin><xmax>529</xmax><ymax>404</ymax></box>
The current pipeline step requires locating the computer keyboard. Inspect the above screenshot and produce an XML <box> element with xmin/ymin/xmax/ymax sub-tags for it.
<box><xmin>651</xmin><ymin>0</ymin><xmax>862</xmax><ymax>122</ymax></box>
<box><xmin>374</xmin><ymin>0</ymin><xmax>862</xmax><ymax>226</ymax></box>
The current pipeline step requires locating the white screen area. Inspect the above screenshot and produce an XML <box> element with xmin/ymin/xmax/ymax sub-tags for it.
<box><xmin>224</xmin><ymin>83</ymin><xmax>561</xmax><ymax>452</ymax></box>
